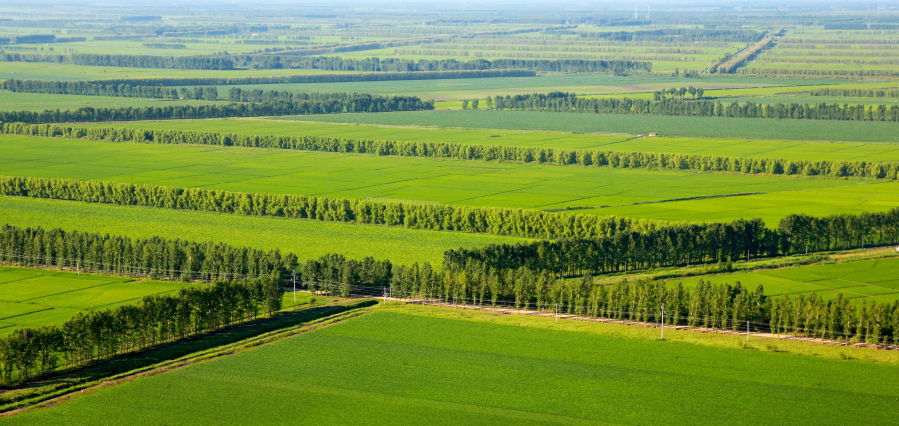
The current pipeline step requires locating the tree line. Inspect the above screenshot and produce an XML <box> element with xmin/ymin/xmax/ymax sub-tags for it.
<box><xmin>710</xmin><ymin>31</ymin><xmax>780</xmax><ymax>74</ymax></box>
<box><xmin>82</xmin><ymin>70</ymin><xmax>535</xmax><ymax>87</ymax></box>
<box><xmin>6</xmin><ymin>122</ymin><xmax>899</xmax><ymax>180</ymax></box>
<box><xmin>0</xmin><ymin>51</ymin><xmax>650</xmax><ymax>73</ymax></box>
<box><xmin>225</xmin><ymin>88</ymin><xmax>428</xmax><ymax>111</ymax></box>
<box><xmin>442</xmin><ymin>208</ymin><xmax>899</xmax><ymax>277</ymax></box>
<box><xmin>0</xmin><ymin>94</ymin><xmax>433</xmax><ymax>124</ymax></box>
<box><xmin>0</xmin><ymin>225</ymin><xmax>293</xmax><ymax>282</ymax></box>
<box><xmin>481</xmin><ymin>91</ymin><xmax>899</xmax><ymax>122</ymax></box>
<box><xmin>0</xmin><ymin>274</ymin><xmax>281</xmax><ymax>385</ymax></box>
<box><xmin>0</xmin><ymin>175</ymin><xmax>660</xmax><ymax>240</ymax></box>
<box><xmin>654</xmin><ymin>87</ymin><xmax>705</xmax><ymax>100</ymax></box>
<box><xmin>808</xmin><ymin>87</ymin><xmax>899</xmax><ymax>98</ymax></box>
<box><xmin>3</xmin><ymin>79</ymin><xmax>218</xmax><ymax>100</ymax></box>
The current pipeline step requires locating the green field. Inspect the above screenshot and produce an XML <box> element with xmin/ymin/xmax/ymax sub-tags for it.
<box><xmin>298</xmin><ymin>110</ymin><xmax>899</xmax><ymax>143</ymax></box>
<box><xmin>3</xmin><ymin>135</ymin><xmax>898</xmax><ymax>224</ymax></box>
<box><xmin>10</xmin><ymin>307</ymin><xmax>899</xmax><ymax>424</ymax></box>
<box><xmin>673</xmin><ymin>256</ymin><xmax>899</xmax><ymax>303</ymax></box>
<box><xmin>0</xmin><ymin>90</ymin><xmax>221</xmax><ymax>111</ymax></box>
<box><xmin>0</xmin><ymin>196</ymin><xmax>524</xmax><ymax>266</ymax></box>
<box><xmin>0</xmin><ymin>266</ymin><xmax>184</xmax><ymax>336</ymax></box>
<box><xmin>88</xmin><ymin>118</ymin><xmax>899</xmax><ymax>162</ymax></box>
<box><xmin>0</xmin><ymin>62</ymin><xmax>347</xmax><ymax>82</ymax></box>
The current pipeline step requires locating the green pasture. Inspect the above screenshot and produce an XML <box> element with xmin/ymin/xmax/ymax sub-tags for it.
<box><xmin>88</xmin><ymin>118</ymin><xmax>899</xmax><ymax>162</ymax></box>
<box><xmin>0</xmin><ymin>196</ymin><xmax>524</xmax><ymax>266</ymax></box>
<box><xmin>0</xmin><ymin>266</ymin><xmax>184</xmax><ymax>336</ymax></box>
<box><xmin>11</xmin><ymin>308</ymin><xmax>898</xmax><ymax>424</ymax></box>
<box><xmin>0</xmin><ymin>90</ymin><xmax>222</xmax><ymax>111</ymax></box>
<box><xmin>672</xmin><ymin>256</ymin><xmax>899</xmax><ymax>303</ymax></box>
<box><xmin>3</xmin><ymin>135</ymin><xmax>898</xmax><ymax>224</ymax></box>
<box><xmin>299</xmin><ymin>110</ymin><xmax>899</xmax><ymax>143</ymax></box>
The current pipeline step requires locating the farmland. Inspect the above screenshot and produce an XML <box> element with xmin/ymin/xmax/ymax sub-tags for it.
<box><xmin>0</xmin><ymin>266</ymin><xmax>185</xmax><ymax>336</ymax></box>
<box><xmin>3</xmin><ymin>1</ymin><xmax>899</xmax><ymax>421</ymax></box>
<box><xmin>2</xmin><ymin>134</ymin><xmax>898</xmax><ymax>224</ymax></box>
<box><xmin>9</xmin><ymin>307</ymin><xmax>899</xmax><ymax>424</ymax></box>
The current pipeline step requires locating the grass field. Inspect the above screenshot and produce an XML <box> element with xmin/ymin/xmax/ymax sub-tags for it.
<box><xmin>10</xmin><ymin>307</ymin><xmax>898</xmax><ymax>424</ymax></box>
<box><xmin>3</xmin><ymin>135</ymin><xmax>898</xmax><ymax>224</ymax></box>
<box><xmin>0</xmin><ymin>62</ymin><xmax>348</xmax><ymax>82</ymax></box>
<box><xmin>0</xmin><ymin>197</ymin><xmax>524</xmax><ymax>266</ymax></box>
<box><xmin>0</xmin><ymin>90</ymin><xmax>221</xmax><ymax>111</ymax></box>
<box><xmin>0</xmin><ymin>266</ymin><xmax>184</xmax><ymax>336</ymax></box>
<box><xmin>88</xmin><ymin>118</ymin><xmax>899</xmax><ymax>162</ymax></box>
<box><xmin>673</xmin><ymin>256</ymin><xmax>899</xmax><ymax>303</ymax></box>
<box><xmin>298</xmin><ymin>110</ymin><xmax>899</xmax><ymax>143</ymax></box>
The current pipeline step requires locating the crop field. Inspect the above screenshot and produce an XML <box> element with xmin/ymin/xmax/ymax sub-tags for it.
<box><xmin>0</xmin><ymin>197</ymin><xmax>522</xmax><ymax>266</ymax></box>
<box><xmin>743</xmin><ymin>28</ymin><xmax>899</xmax><ymax>75</ymax></box>
<box><xmin>88</xmin><ymin>118</ymin><xmax>899</xmax><ymax>162</ymax></box>
<box><xmin>0</xmin><ymin>90</ymin><xmax>221</xmax><ymax>111</ymax></box>
<box><xmin>0</xmin><ymin>62</ymin><xmax>348</xmax><ymax>82</ymax></box>
<box><xmin>10</xmin><ymin>307</ymin><xmax>899</xmax><ymax>424</ymax></box>
<box><xmin>300</xmin><ymin>110</ymin><xmax>899</xmax><ymax>143</ymax></box>
<box><xmin>672</xmin><ymin>256</ymin><xmax>899</xmax><ymax>303</ymax></box>
<box><xmin>0</xmin><ymin>266</ymin><xmax>184</xmax><ymax>336</ymax></box>
<box><xmin>3</xmin><ymin>135</ymin><xmax>898</xmax><ymax>224</ymax></box>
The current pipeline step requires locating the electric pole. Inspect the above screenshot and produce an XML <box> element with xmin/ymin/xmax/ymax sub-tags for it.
<box><xmin>660</xmin><ymin>304</ymin><xmax>665</xmax><ymax>340</ymax></box>
<box><xmin>292</xmin><ymin>272</ymin><xmax>296</xmax><ymax>305</ymax></box>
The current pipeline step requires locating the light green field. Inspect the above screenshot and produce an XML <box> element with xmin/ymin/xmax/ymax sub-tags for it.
<box><xmin>0</xmin><ymin>62</ymin><xmax>348</xmax><ymax>81</ymax></box>
<box><xmin>10</xmin><ymin>307</ymin><xmax>899</xmax><ymax>424</ymax></box>
<box><xmin>0</xmin><ymin>90</ymin><xmax>222</xmax><ymax>111</ymax></box>
<box><xmin>87</xmin><ymin>118</ymin><xmax>899</xmax><ymax>162</ymax></box>
<box><xmin>297</xmin><ymin>110</ymin><xmax>899</xmax><ymax>143</ymax></box>
<box><xmin>3</xmin><ymin>135</ymin><xmax>899</xmax><ymax>224</ymax></box>
<box><xmin>0</xmin><ymin>266</ymin><xmax>184</xmax><ymax>336</ymax></box>
<box><xmin>672</xmin><ymin>256</ymin><xmax>899</xmax><ymax>303</ymax></box>
<box><xmin>0</xmin><ymin>196</ymin><xmax>524</xmax><ymax>266</ymax></box>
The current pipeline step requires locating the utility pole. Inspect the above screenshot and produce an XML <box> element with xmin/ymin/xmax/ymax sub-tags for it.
<box><xmin>746</xmin><ymin>319</ymin><xmax>750</xmax><ymax>342</ymax></box>
<box><xmin>660</xmin><ymin>304</ymin><xmax>665</xmax><ymax>340</ymax></box>
<box><xmin>554</xmin><ymin>303</ymin><xmax>559</xmax><ymax>321</ymax></box>
<box><xmin>292</xmin><ymin>272</ymin><xmax>296</xmax><ymax>305</ymax></box>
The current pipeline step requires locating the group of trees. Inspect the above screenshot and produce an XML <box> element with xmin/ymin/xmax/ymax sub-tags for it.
<box><xmin>0</xmin><ymin>274</ymin><xmax>281</xmax><ymax>385</ymax></box>
<box><xmin>301</xmin><ymin>253</ymin><xmax>392</xmax><ymax>296</ymax></box>
<box><xmin>573</xmin><ymin>28</ymin><xmax>764</xmax><ymax>43</ymax></box>
<box><xmin>808</xmin><ymin>87</ymin><xmax>899</xmax><ymax>98</ymax></box>
<box><xmin>710</xmin><ymin>32</ymin><xmax>779</xmax><ymax>74</ymax></box>
<box><xmin>444</xmin><ymin>209</ymin><xmax>899</xmax><ymax>277</ymax></box>
<box><xmin>7</xmin><ymin>122</ymin><xmax>899</xmax><ymax>180</ymax></box>
<box><xmin>0</xmin><ymin>225</ymin><xmax>293</xmax><ymax>281</ymax></box>
<box><xmin>0</xmin><ymin>94</ymin><xmax>433</xmax><ymax>123</ymax></box>
<box><xmin>653</xmin><ymin>87</ymin><xmax>705</xmax><ymax>100</ymax></box>
<box><xmin>3</xmin><ymin>79</ymin><xmax>218</xmax><ymax>100</ymax></box>
<box><xmin>226</xmin><ymin>89</ymin><xmax>432</xmax><ymax>111</ymax></box>
<box><xmin>0</xmin><ymin>175</ymin><xmax>658</xmax><ymax>240</ymax></box>
<box><xmin>484</xmin><ymin>91</ymin><xmax>899</xmax><ymax>122</ymax></box>
<box><xmin>739</xmin><ymin>67</ymin><xmax>899</xmax><ymax>78</ymax></box>
<box><xmin>0</xmin><ymin>51</ymin><xmax>651</xmax><ymax>73</ymax></box>
<box><xmin>84</xmin><ymin>70</ymin><xmax>535</xmax><ymax>87</ymax></box>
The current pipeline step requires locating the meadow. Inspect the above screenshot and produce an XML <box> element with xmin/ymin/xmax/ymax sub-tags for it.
<box><xmin>3</xmin><ymin>135</ymin><xmax>897</xmax><ymax>224</ymax></box>
<box><xmin>672</xmin><ymin>256</ymin><xmax>899</xmax><ymax>303</ymax></box>
<box><xmin>9</xmin><ymin>308</ymin><xmax>898</xmax><ymax>424</ymax></box>
<box><xmin>0</xmin><ymin>197</ymin><xmax>524</xmax><ymax>266</ymax></box>
<box><xmin>299</xmin><ymin>110</ymin><xmax>899</xmax><ymax>143</ymax></box>
<box><xmin>0</xmin><ymin>266</ymin><xmax>184</xmax><ymax>336</ymax></box>
<box><xmin>90</xmin><ymin>118</ymin><xmax>899</xmax><ymax>162</ymax></box>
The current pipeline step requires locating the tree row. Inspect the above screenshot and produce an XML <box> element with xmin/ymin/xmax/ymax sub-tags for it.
<box><xmin>0</xmin><ymin>274</ymin><xmax>281</xmax><ymax>385</ymax></box>
<box><xmin>0</xmin><ymin>94</ymin><xmax>433</xmax><ymax>123</ymax></box>
<box><xmin>481</xmin><ymin>91</ymin><xmax>899</xmax><ymax>122</ymax></box>
<box><xmin>443</xmin><ymin>208</ymin><xmax>899</xmax><ymax>277</ymax></box>
<box><xmin>7</xmin><ymin>122</ymin><xmax>898</xmax><ymax>180</ymax></box>
<box><xmin>3</xmin><ymin>79</ymin><xmax>218</xmax><ymax>100</ymax></box>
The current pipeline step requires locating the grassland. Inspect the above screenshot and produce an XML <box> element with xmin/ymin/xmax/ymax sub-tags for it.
<box><xmin>89</xmin><ymin>118</ymin><xmax>899</xmax><ymax>162</ymax></box>
<box><xmin>0</xmin><ymin>197</ymin><xmax>524</xmax><ymax>266</ymax></box>
<box><xmin>0</xmin><ymin>266</ymin><xmax>185</xmax><ymax>336</ymax></box>
<box><xmin>672</xmin><ymin>255</ymin><xmax>899</xmax><ymax>303</ymax></box>
<box><xmin>299</xmin><ymin>110</ymin><xmax>899</xmax><ymax>143</ymax></box>
<box><xmin>10</xmin><ymin>307</ymin><xmax>898</xmax><ymax>424</ymax></box>
<box><xmin>0</xmin><ymin>62</ymin><xmax>348</xmax><ymax>82</ymax></box>
<box><xmin>0</xmin><ymin>90</ymin><xmax>221</xmax><ymax>111</ymax></box>
<box><xmin>4</xmin><ymin>135</ymin><xmax>898</xmax><ymax>224</ymax></box>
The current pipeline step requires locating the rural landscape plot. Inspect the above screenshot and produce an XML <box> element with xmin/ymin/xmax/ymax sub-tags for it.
<box><xmin>1</xmin><ymin>0</ymin><xmax>899</xmax><ymax>423</ymax></box>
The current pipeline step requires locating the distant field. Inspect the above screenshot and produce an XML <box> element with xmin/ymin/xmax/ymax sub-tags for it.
<box><xmin>299</xmin><ymin>110</ymin><xmax>899</xmax><ymax>143</ymax></box>
<box><xmin>12</xmin><ymin>308</ymin><xmax>899</xmax><ymax>424</ymax></box>
<box><xmin>0</xmin><ymin>197</ymin><xmax>524</xmax><ymax>266</ymax></box>
<box><xmin>672</xmin><ymin>256</ymin><xmax>899</xmax><ymax>303</ymax></box>
<box><xmin>0</xmin><ymin>62</ymin><xmax>348</xmax><ymax>81</ymax></box>
<box><xmin>3</xmin><ymin>135</ymin><xmax>898</xmax><ymax>224</ymax></box>
<box><xmin>0</xmin><ymin>266</ymin><xmax>184</xmax><ymax>336</ymax></box>
<box><xmin>89</xmin><ymin>118</ymin><xmax>899</xmax><ymax>162</ymax></box>
<box><xmin>0</xmin><ymin>90</ymin><xmax>221</xmax><ymax>111</ymax></box>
